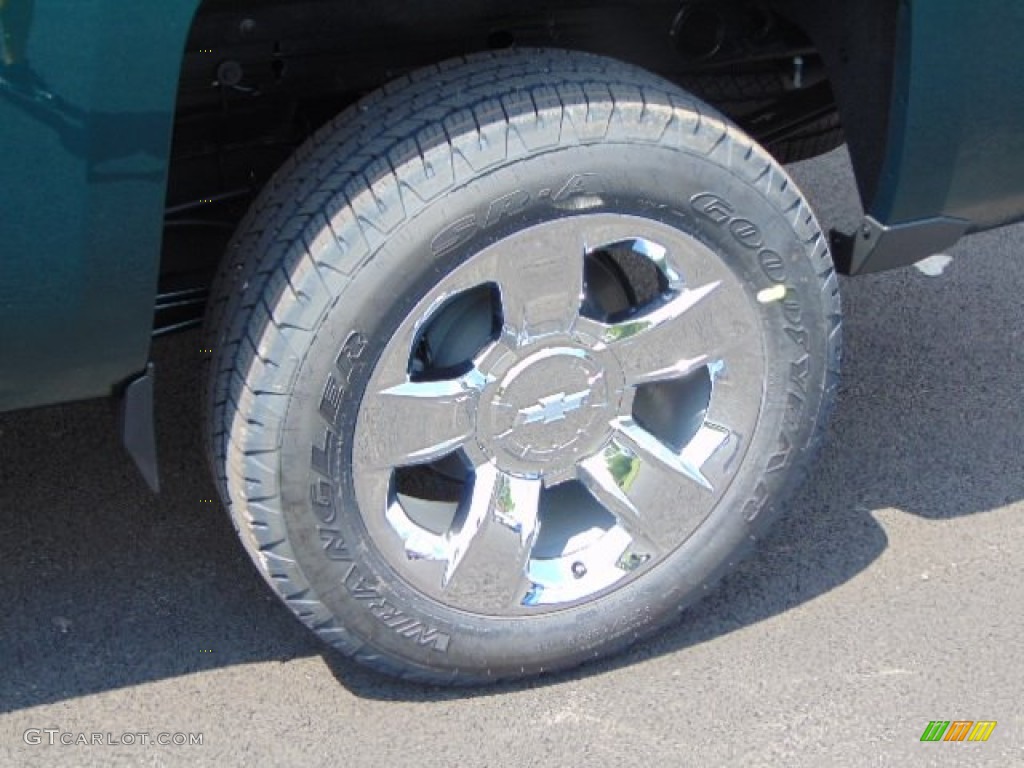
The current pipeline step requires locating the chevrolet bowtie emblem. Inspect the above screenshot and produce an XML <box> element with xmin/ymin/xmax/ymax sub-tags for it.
<box><xmin>518</xmin><ymin>390</ymin><xmax>590</xmax><ymax>426</ymax></box>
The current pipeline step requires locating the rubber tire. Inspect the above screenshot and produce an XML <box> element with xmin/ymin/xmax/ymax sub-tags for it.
<box><xmin>202</xmin><ymin>49</ymin><xmax>841</xmax><ymax>684</ymax></box>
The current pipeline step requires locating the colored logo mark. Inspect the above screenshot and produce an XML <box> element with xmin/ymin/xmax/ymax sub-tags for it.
<box><xmin>920</xmin><ymin>721</ymin><xmax>997</xmax><ymax>742</ymax></box>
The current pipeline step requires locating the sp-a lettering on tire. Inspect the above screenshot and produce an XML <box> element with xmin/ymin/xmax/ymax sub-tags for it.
<box><xmin>203</xmin><ymin>50</ymin><xmax>841</xmax><ymax>683</ymax></box>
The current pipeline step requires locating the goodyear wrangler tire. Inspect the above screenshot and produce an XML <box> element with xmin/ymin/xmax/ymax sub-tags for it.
<box><xmin>203</xmin><ymin>49</ymin><xmax>841</xmax><ymax>683</ymax></box>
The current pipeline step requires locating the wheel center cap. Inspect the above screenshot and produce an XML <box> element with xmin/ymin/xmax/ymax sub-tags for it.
<box><xmin>477</xmin><ymin>346</ymin><xmax>615</xmax><ymax>474</ymax></box>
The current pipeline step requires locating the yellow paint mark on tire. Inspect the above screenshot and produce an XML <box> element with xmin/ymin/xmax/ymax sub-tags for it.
<box><xmin>756</xmin><ymin>284</ymin><xmax>787</xmax><ymax>304</ymax></box>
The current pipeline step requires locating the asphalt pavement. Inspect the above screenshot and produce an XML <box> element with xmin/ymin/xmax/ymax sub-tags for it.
<box><xmin>2</xmin><ymin>148</ymin><xmax>1022</xmax><ymax>767</ymax></box>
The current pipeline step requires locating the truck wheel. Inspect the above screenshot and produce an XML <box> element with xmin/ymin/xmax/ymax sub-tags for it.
<box><xmin>203</xmin><ymin>49</ymin><xmax>841</xmax><ymax>683</ymax></box>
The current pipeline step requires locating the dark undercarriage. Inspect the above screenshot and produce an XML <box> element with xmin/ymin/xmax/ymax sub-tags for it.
<box><xmin>157</xmin><ymin>0</ymin><xmax>897</xmax><ymax>336</ymax></box>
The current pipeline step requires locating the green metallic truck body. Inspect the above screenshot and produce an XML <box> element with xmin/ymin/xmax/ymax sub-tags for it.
<box><xmin>2</xmin><ymin>0</ymin><xmax>1023</xmax><ymax>413</ymax></box>
<box><xmin>1</xmin><ymin>1</ymin><xmax>196</xmax><ymax>411</ymax></box>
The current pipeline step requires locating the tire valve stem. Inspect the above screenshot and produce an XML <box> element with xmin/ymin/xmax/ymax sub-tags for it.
<box><xmin>571</xmin><ymin>562</ymin><xmax>587</xmax><ymax>579</ymax></box>
<box><xmin>792</xmin><ymin>56</ymin><xmax>804</xmax><ymax>89</ymax></box>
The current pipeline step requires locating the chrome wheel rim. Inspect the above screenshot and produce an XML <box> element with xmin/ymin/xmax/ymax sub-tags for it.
<box><xmin>353</xmin><ymin>214</ymin><xmax>765</xmax><ymax>615</ymax></box>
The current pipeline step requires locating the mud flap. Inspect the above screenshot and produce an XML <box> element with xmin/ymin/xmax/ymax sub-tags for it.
<box><xmin>118</xmin><ymin>362</ymin><xmax>160</xmax><ymax>493</ymax></box>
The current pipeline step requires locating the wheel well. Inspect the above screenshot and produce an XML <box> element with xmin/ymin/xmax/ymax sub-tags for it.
<box><xmin>158</xmin><ymin>0</ymin><xmax>876</xmax><ymax>334</ymax></box>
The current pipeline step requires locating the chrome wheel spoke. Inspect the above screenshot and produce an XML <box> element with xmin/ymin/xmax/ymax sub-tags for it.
<box><xmin>615</xmin><ymin>417</ymin><xmax>725</xmax><ymax>491</ymax></box>
<box><xmin>442</xmin><ymin>465</ymin><xmax>542</xmax><ymax>611</ymax></box>
<box><xmin>595</xmin><ymin>280</ymin><xmax>736</xmax><ymax>386</ymax></box>
<box><xmin>705</xmin><ymin>359</ymin><xmax>762</xmax><ymax>432</ymax></box>
<box><xmin>359</xmin><ymin>372</ymin><xmax>484</xmax><ymax>468</ymax></box>
<box><xmin>579</xmin><ymin>420</ymin><xmax>722</xmax><ymax>546</ymax></box>
<box><xmin>495</xmin><ymin>229</ymin><xmax>586</xmax><ymax>342</ymax></box>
